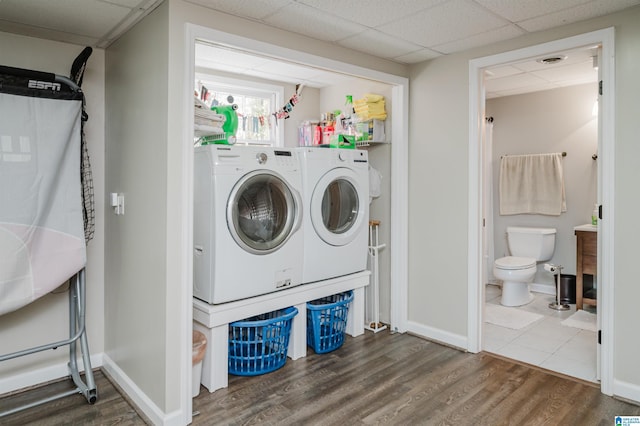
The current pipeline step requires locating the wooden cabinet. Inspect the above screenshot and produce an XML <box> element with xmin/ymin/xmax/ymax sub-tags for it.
<box><xmin>575</xmin><ymin>230</ymin><xmax>597</xmax><ymax>310</ymax></box>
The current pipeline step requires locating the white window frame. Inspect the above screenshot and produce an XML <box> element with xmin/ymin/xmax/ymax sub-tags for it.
<box><xmin>195</xmin><ymin>72</ymin><xmax>284</xmax><ymax>147</ymax></box>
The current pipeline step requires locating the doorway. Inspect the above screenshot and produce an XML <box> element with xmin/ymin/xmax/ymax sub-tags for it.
<box><xmin>467</xmin><ymin>28</ymin><xmax>616</xmax><ymax>395</ymax></box>
<box><xmin>182</xmin><ymin>22</ymin><xmax>411</xmax><ymax>421</ymax></box>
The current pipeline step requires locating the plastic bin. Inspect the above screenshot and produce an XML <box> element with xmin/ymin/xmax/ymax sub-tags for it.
<box><xmin>228</xmin><ymin>306</ymin><xmax>298</xmax><ymax>376</ymax></box>
<box><xmin>192</xmin><ymin>330</ymin><xmax>207</xmax><ymax>397</ymax></box>
<box><xmin>559</xmin><ymin>274</ymin><xmax>576</xmax><ymax>304</ymax></box>
<box><xmin>307</xmin><ymin>290</ymin><xmax>354</xmax><ymax>354</ymax></box>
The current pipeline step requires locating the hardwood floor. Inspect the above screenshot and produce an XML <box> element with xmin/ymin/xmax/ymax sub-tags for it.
<box><xmin>0</xmin><ymin>368</ymin><xmax>147</xmax><ymax>425</ymax></box>
<box><xmin>2</xmin><ymin>331</ymin><xmax>639</xmax><ymax>425</ymax></box>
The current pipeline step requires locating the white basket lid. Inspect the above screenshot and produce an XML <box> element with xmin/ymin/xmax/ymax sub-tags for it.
<box><xmin>495</xmin><ymin>256</ymin><xmax>536</xmax><ymax>270</ymax></box>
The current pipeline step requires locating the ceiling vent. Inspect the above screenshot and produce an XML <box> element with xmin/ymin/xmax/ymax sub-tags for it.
<box><xmin>536</xmin><ymin>55</ymin><xmax>567</xmax><ymax>65</ymax></box>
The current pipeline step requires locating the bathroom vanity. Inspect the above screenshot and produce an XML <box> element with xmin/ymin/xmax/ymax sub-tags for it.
<box><xmin>574</xmin><ymin>225</ymin><xmax>597</xmax><ymax>310</ymax></box>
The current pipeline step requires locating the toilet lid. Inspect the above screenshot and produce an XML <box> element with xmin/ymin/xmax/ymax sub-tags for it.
<box><xmin>495</xmin><ymin>256</ymin><xmax>536</xmax><ymax>270</ymax></box>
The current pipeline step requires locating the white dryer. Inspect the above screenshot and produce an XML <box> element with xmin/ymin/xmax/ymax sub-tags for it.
<box><xmin>298</xmin><ymin>148</ymin><xmax>369</xmax><ymax>284</ymax></box>
<box><xmin>193</xmin><ymin>145</ymin><xmax>304</xmax><ymax>304</ymax></box>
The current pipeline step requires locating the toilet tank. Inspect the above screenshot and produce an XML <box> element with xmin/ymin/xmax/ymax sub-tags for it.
<box><xmin>506</xmin><ymin>226</ymin><xmax>556</xmax><ymax>261</ymax></box>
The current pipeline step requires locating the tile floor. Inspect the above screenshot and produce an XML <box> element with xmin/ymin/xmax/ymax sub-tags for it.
<box><xmin>483</xmin><ymin>284</ymin><xmax>598</xmax><ymax>383</ymax></box>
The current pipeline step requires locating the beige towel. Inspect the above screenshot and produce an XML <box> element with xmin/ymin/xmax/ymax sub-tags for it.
<box><xmin>499</xmin><ymin>153</ymin><xmax>566</xmax><ymax>215</ymax></box>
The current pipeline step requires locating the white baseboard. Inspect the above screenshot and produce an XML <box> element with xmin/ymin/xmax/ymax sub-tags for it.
<box><xmin>406</xmin><ymin>320</ymin><xmax>467</xmax><ymax>350</ymax></box>
<box><xmin>101</xmin><ymin>353</ymin><xmax>185</xmax><ymax>426</ymax></box>
<box><xmin>0</xmin><ymin>353</ymin><xmax>103</xmax><ymax>395</ymax></box>
<box><xmin>486</xmin><ymin>281</ymin><xmax>556</xmax><ymax>296</ymax></box>
<box><xmin>530</xmin><ymin>283</ymin><xmax>555</xmax><ymax>295</ymax></box>
<box><xmin>613</xmin><ymin>378</ymin><xmax>640</xmax><ymax>405</ymax></box>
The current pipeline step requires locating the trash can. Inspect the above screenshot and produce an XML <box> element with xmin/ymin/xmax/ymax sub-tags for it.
<box><xmin>192</xmin><ymin>330</ymin><xmax>207</xmax><ymax>397</ymax></box>
<box><xmin>559</xmin><ymin>274</ymin><xmax>576</xmax><ymax>304</ymax></box>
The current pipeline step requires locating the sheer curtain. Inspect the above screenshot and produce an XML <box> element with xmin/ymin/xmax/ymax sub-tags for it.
<box><xmin>483</xmin><ymin>117</ymin><xmax>495</xmax><ymax>285</ymax></box>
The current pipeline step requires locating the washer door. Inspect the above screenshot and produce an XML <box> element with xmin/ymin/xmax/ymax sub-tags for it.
<box><xmin>311</xmin><ymin>168</ymin><xmax>365</xmax><ymax>246</ymax></box>
<box><xmin>228</xmin><ymin>170</ymin><xmax>302</xmax><ymax>255</ymax></box>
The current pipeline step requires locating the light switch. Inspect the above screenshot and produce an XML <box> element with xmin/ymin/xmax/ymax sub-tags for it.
<box><xmin>117</xmin><ymin>193</ymin><xmax>125</xmax><ymax>215</ymax></box>
<box><xmin>110</xmin><ymin>192</ymin><xmax>125</xmax><ymax>215</ymax></box>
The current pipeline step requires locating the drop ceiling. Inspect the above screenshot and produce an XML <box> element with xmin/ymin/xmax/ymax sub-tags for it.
<box><xmin>0</xmin><ymin>0</ymin><xmax>636</xmax><ymax>96</ymax></box>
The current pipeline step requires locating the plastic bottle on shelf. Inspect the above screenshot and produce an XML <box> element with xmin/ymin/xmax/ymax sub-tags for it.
<box><xmin>344</xmin><ymin>95</ymin><xmax>356</xmax><ymax>136</ymax></box>
<box><xmin>591</xmin><ymin>204</ymin><xmax>598</xmax><ymax>226</ymax></box>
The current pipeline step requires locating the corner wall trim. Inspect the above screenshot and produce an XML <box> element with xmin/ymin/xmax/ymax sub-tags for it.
<box><xmin>613</xmin><ymin>379</ymin><xmax>640</xmax><ymax>404</ymax></box>
<box><xmin>102</xmin><ymin>353</ymin><xmax>183</xmax><ymax>426</ymax></box>
<box><xmin>406</xmin><ymin>321</ymin><xmax>468</xmax><ymax>351</ymax></box>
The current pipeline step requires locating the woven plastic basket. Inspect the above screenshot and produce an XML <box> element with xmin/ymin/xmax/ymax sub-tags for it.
<box><xmin>307</xmin><ymin>291</ymin><xmax>353</xmax><ymax>354</ymax></box>
<box><xmin>228</xmin><ymin>306</ymin><xmax>298</xmax><ymax>376</ymax></box>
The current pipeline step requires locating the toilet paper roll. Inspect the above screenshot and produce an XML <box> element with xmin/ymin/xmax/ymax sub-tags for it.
<box><xmin>544</xmin><ymin>263</ymin><xmax>556</xmax><ymax>273</ymax></box>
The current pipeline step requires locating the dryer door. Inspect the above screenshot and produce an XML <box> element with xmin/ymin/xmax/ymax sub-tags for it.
<box><xmin>311</xmin><ymin>167</ymin><xmax>366</xmax><ymax>246</ymax></box>
<box><xmin>228</xmin><ymin>170</ymin><xmax>301</xmax><ymax>255</ymax></box>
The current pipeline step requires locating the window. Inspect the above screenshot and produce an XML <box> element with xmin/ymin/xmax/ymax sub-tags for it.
<box><xmin>195</xmin><ymin>74</ymin><xmax>284</xmax><ymax>147</ymax></box>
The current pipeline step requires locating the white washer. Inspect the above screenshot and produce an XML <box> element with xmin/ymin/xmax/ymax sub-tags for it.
<box><xmin>193</xmin><ymin>145</ymin><xmax>304</xmax><ymax>304</ymax></box>
<box><xmin>298</xmin><ymin>148</ymin><xmax>369</xmax><ymax>284</ymax></box>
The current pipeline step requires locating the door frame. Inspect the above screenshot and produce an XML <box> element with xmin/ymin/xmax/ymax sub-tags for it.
<box><xmin>183</xmin><ymin>24</ymin><xmax>409</xmax><ymax>331</ymax></box>
<box><xmin>467</xmin><ymin>28</ymin><xmax>615</xmax><ymax>395</ymax></box>
<box><xmin>181</xmin><ymin>23</ymin><xmax>410</xmax><ymax>420</ymax></box>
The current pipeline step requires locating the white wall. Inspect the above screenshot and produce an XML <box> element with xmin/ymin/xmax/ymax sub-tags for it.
<box><xmin>487</xmin><ymin>84</ymin><xmax>598</xmax><ymax>288</ymax></box>
<box><xmin>408</xmin><ymin>52</ymin><xmax>471</xmax><ymax>339</ymax></box>
<box><xmin>103</xmin><ymin>0</ymin><xmax>408</xmax><ymax>419</ymax></box>
<box><xmin>408</xmin><ymin>5</ymin><xmax>640</xmax><ymax>400</ymax></box>
<box><xmin>104</xmin><ymin>2</ymin><xmax>170</xmax><ymax>412</ymax></box>
<box><xmin>0</xmin><ymin>33</ymin><xmax>105</xmax><ymax>391</ymax></box>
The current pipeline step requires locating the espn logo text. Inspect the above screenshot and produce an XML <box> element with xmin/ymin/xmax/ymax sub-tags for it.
<box><xmin>28</xmin><ymin>80</ymin><xmax>61</xmax><ymax>91</ymax></box>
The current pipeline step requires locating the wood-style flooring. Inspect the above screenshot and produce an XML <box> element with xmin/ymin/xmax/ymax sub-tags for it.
<box><xmin>2</xmin><ymin>331</ymin><xmax>639</xmax><ymax>425</ymax></box>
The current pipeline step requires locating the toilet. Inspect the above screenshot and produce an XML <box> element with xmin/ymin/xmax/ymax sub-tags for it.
<box><xmin>493</xmin><ymin>227</ymin><xmax>556</xmax><ymax>307</ymax></box>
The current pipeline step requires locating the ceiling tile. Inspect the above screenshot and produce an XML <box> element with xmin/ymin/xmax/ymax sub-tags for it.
<box><xmin>433</xmin><ymin>24</ymin><xmax>525</xmax><ymax>54</ymax></box>
<box><xmin>262</xmin><ymin>2</ymin><xmax>366</xmax><ymax>43</ymax></box>
<box><xmin>195</xmin><ymin>42</ymin><xmax>355</xmax><ymax>88</ymax></box>
<box><xmin>0</xmin><ymin>0</ymin><xmax>131</xmax><ymax>38</ymax></box>
<box><xmin>296</xmin><ymin>0</ymin><xmax>445</xmax><ymax>28</ymax></box>
<box><xmin>304</xmin><ymin>72</ymin><xmax>354</xmax><ymax>87</ymax></box>
<box><xmin>253</xmin><ymin>60</ymin><xmax>325</xmax><ymax>80</ymax></box>
<box><xmin>337</xmin><ymin>29</ymin><xmax>424</xmax><ymax>60</ymax></box>
<box><xmin>512</xmin><ymin>49</ymin><xmax>595</xmax><ymax>73</ymax></box>
<box><xmin>486</xmin><ymin>72</ymin><xmax>550</xmax><ymax>91</ymax></box>
<box><xmin>378</xmin><ymin>0</ymin><xmax>509</xmax><ymax>48</ymax></box>
<box><xmin>518</xmin><ymin>0</ymin><xmax>640</xmax><ymax>32</ymax></box>
<box><xmin>195</xmin><ymin>43</ymin><xmax>272</xmax><ymax>70</ymax></box>
<box><xmin>487</xmin><ymin>83</ymin><xmax>559</xmax><ymax>98</ymax></box>
<box><xmin>485</xmin><ymin>64</ymin><xmax>523</xmax><ymax>79</ymax></box>
<box><xmin>196</xmin><ymin>62</ymin><xmax>248</xmax><ymax>76</ymax></box>
<box><xmin>474</xmin><ymin>0</ymin><xmax>590</xmax><ymax>22</ymax></box>
<box><xmin>531</xmin><ymin>61</ymin><xmax>596</xmax><ymax>85</ymax></box>
<box><xmin>0</xmin><ymin>19</ymin><xmax>99</xmax><ymax>47</ymax></box>
<box><xmin>184</xmin><ymin>0</ymin><xmax>291</xmax><ymax>20</ymax></box>
<box><xmin>392</xmin><ymin>48</ymin><xmax>442</xmax><ymax>64</ymax></box>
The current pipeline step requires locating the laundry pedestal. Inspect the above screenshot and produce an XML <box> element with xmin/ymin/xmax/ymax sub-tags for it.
<box><xmin>193</xmin><ymin>270</ymin><xmax>370</xmax><ymax>392</ymax></box>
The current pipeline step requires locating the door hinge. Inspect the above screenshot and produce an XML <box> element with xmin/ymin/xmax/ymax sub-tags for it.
<box><xmin>598</xmin><ymin>329</ymin><xmax>602</xmax><ymax>344</ymax></box>
<box><xmin>599</xmin><ymin>80</ymin><xmax>603</xmax><ymax>95</ymax></box>
<box><xmin>599</xmin><ymin>204</ymin><xmax>603</xmax><ymax>220</ymax></box>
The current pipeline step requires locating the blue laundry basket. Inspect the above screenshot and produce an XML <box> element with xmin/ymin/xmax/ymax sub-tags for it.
<box><xmin>307</xmin><ymin>290</ymin><xmax>353</xmax><ymax>354</ymax></box>
<box><xmin>228</xmin><ymin>306</ymin><xmax>298</xmax><ymax>376</ymax></box>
